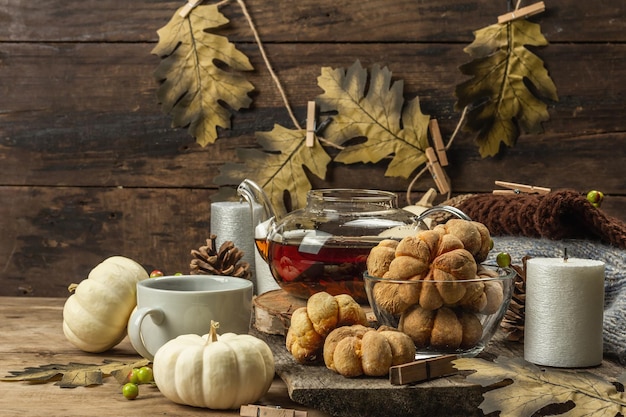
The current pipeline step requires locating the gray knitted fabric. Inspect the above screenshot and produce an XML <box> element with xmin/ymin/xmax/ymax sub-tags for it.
<box><xmin>489</xmin><ymin>236</ymin><xmax>626</xmax><ymax>364</ymax></box>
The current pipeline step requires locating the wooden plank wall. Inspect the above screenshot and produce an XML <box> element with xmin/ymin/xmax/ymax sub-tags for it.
<box><xmin>1</xmin><ymin>0</ymin><xmax>625</xmax><ymax>297</ymax></box>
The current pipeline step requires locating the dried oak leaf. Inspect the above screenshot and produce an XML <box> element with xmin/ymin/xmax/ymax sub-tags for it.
<box><xmin>455</xmin><ymin>20</ymin><xmax>558</xmax><ymax>158</ymax></box>
<box><xmin>454</xmin><ymin>356</ymin><xmax>626</xmax><ymax>416</ymax></box>
<box><xmin>1</xmin><ymin>359</ymin><xmax>149</xmax><ymax>388</ymax></box>
<box><xmin>215</xmin><ymin>124</ymin><xmax>332</xmax><ymax>213</ymax></box>
<box><xmin>152</xmin><ymin>3</ymin><xmax>254</xmax><ymax>146</ymax></box>
<box><xmin>316</xmin><ymin>60</ymin><xmax>430</xmax><ymax>179</ymax></box>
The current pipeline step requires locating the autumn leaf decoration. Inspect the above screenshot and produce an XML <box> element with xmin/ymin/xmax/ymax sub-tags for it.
<box><xmin>152</xmin><ymin>3</ymin><xmax>254</xmax><ymax>147</ymax></box>
<box><xmin>455</xmin><ymin>19</ymin><xmax>559</xmax><ymax>157</ymax></box>
<box><xmin>454</xmin><ymin>356</ymin><xmax>626</xmax><ymax>416</ymax></box>
<box><xmin>317</xmin><ymin>61</ymin><xmax>431</xmax><ymax>179</ymax></box>
<box><xmin>216</xmin><ymin>124</ymin><xmax>332</xmax><ymax>214</ymax></box>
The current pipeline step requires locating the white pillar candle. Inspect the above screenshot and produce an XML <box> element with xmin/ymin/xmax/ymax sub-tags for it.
<box><xmin>524</xmin><ymin>257</ymin><xmax>605</xmax><ymax>367</ymax></box>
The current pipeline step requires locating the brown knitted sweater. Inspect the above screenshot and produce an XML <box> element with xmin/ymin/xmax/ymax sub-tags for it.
<box><xmin>454</xmin><ymin>189</ymin><xmax>626</xmax><ymax>250</ymax></box>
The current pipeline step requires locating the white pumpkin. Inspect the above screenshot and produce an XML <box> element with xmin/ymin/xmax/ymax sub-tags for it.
<box><xmin>62</xmin><ymin>256</ymin><xmax>148</xmax><ymax>353</ymax></box>
<box><xmin>153</xmin><ymin>321</ymin><xmax>275</xmax><ymax>409</ymax></box>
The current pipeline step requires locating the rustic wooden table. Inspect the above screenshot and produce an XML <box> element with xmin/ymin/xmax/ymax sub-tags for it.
<box><xmin>2</xmin><ymin>296</ymin><xmax>625</xmax><ymax>417</ymax></box>
<box><xmin>0</xmin><ymin>297</ymin><xmax>330</xmax><ymax>417</ymax></box>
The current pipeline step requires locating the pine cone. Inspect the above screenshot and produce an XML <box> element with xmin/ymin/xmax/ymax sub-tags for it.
<box><xmin>190</xmin><ymin>234</ymin><xmax>251</xmax><ymax>280</ymax></box>
<box><xmin>500</xmin><ymin>257</ymin><xmax>528</xmax><ymax>342</ymax></box>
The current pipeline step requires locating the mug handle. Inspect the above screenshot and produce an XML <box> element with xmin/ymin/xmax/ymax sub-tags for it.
<box><xmin>127</xmin><ymin>307</ymin><xmax>165</xmax><ymax>360</ymax></box>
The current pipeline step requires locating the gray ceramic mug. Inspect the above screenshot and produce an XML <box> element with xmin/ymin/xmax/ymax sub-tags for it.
<box><xmin>127</xmin><ymin>275</ymin><xmax>253</xmax><ymax>360</ymax></box>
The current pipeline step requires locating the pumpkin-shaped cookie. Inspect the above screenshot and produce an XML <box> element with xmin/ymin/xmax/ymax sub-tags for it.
<box><xmin>323</xmin><ymin>325</ymin><xmax>415</xmax><ymax>377</ymax></box>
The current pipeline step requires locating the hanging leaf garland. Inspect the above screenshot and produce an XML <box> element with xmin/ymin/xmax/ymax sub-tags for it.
<box><xmin>216</xmin><ymin>61</ymin><xmax>432</xmax><ymax>212</ymax></box>
<box><xmin>215</xmin><ymin>124</ymin><xmax>332</xmax><ymax>214</ymax></box>
<box><xmin>455</xmin><ymin>19</ymin><xmax>558</xmax><ymax>158</ymax></box>
<box><xmin>317</xmin><ymin>60</ymin><xmax>431</xmax><ymax>179</ymax></box>
<box><xmin>152</xmin><ymin>1</ymin><xmax>563</xmax><ymax>209</ymax></box>
<box><xmin>152</xmin><ymin>3</ymin><xmax>255</xmax><ymax>147</ymax></box>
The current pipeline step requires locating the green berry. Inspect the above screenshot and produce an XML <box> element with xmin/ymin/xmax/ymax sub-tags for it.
<box><xmin>136</xmin><ymin>366</ymin><xmax>153</xmax><ymax>384</ymax></box>
<box><xmin>122</xmin><ymin>383</ymin><xmax>139</xmax><ymax>400</ymax></box>
<box><xmin>586</xmin><ymin>190</ymin><xmax>604</xmax><ymax>208</ymax></box>
<box><xmin>496</xmin><ymin>252</ymin><xmax>511</xmax><ymax>268</ymax></box>
<box><xmin>127</xmin><ymin>368</ymin><xmax>140</xmax><ymax>384</ymax></box>
<box><xmin>174</xmin><ymin>272</ymin><xmax>183</xmax><ymax>276</ymax></box>
<box><xmin>150</xmin><ymin>269</ymin><xmax>164</xmax><ymax>278</ymax></box>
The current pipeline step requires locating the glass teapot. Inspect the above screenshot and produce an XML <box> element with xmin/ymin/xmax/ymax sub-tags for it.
<box><xmin>237</xmin><ymin>179</ymin><xmax>469</xmax><ymax>303</ymax></box>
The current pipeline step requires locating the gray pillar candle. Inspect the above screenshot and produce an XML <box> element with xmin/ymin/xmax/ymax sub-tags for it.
<box><xmin>210</xmin><ymin>201</ymin><xmax>277</xmax><ymax>294</ymax></box>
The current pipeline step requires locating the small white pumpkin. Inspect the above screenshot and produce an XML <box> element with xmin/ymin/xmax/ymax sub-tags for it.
<box><xmin>62</xmin><ymin>256</ymin><xmax>148</xmax><ymax>353</ymax></box>
<box><xmin>153</xmin><ymin>321</ymin><xmax>275</xmax><ymax>409</ymax></box>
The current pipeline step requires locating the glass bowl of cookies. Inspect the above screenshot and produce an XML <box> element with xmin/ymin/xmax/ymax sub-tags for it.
<box><xmin>364</xmin><ymin>264</ymin><xmax>516</xmax><ymax>357</ymax></box>
<box><xmin>362</xmin><ymin>220</ymin><xmax>517</xmax><ymax>357</ymax></box>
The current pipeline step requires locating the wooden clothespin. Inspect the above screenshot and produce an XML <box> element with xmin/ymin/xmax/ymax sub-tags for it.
<box><xmin>389</xmin><ymin>355</ymin><xmax>457</xmax><ymax>385</ymax></box>
<box><xmin>493</xmin><ymin>180</ymin><xmax>551</xmax><ymax>195</ymax></box>
<box><xmin>428</xmin><ymin>119</ymin><xmax>448</xmax><ymax>166</ymax></box>
<box><xmin>240</xmin><ymin>404</ymin><xmax>308</xmax><ymax>417</ymax></box>
<box><xmin>425</xmin><ymin>147</ymin><xmax>450</xmax><ymax>195</ymax></box>
<box><xmin>179</xmin><ymin>0</ymin><xmax>203</xmax><ymax>18</ymax></box>
<box><xmin>498</xmin><ymin>1</ymin><xmax>545</xmax><ymax>24</ymax></box>
<box><xmin>305</xmin><ymin>101</ymin><xmax>316</xmax><ymax>147</ymax></box>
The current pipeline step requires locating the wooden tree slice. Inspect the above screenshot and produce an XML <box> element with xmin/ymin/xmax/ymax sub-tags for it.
<box><xmin>253</xmin><ymin>289</ymin><xmax>375</xmax><ymax>335</ymax></box>
<box><xmin>253</xmin><ymin>289</ymin><xmax>307</xmax><ymax>335</ymax></box>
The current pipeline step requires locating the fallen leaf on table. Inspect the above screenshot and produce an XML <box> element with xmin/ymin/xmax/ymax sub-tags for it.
<box><xmin>454</xmin><ymin>356</ymin><xmax>626</xmax><ymax>416</ymax></box>
<box><xmin>1</xmin><ymin>359</ymin><xmax>149</xmax><ymax>388</ymax></box>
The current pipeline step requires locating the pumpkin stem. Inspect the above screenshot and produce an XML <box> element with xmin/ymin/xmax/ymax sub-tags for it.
<box><xmin>207</xmin><ymin>320</ymin><xmax>220</xmax><ymax>344</ymax></box>
<box><xmin>67</xmin><ymin>283</ymin><xmax>79</xmax><ymax>293</ymax></box>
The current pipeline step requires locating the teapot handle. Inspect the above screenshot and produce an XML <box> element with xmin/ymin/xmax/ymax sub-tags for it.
<box><xmin>237</xmin><ymin>179</ymin><xmax>278</xmax><ymax>222</ymax></box>
<box><xmin>415</xmin><ymin>205</ymin><xmax>471</xmax><ymax>228</ymax></box>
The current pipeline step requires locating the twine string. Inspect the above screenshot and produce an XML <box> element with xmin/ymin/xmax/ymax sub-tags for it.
<box><xmin>235</xmin><ymin>0</ymin><xmax>301</xmax><ymax>130</ymax></box>
<box><xmin>405</xmin><ymin>105</ymin><xmax>468</xmax><ymax>205</ymax></box>
<box><xmin>212</xmin><ymin>0</ymin><xmax>301</xmax><ymax>129</ymax></box>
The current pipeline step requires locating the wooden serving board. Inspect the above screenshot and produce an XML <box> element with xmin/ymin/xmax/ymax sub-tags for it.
<box><xmin>252</xmin><ymin>290</ymin><xmax>625</xmax><ymax>417</ymax></box>
<box><xmin>252</xmin><ymin>290</ymin><xmax>485</xmax><ymax>416</ymax></box>
<box><xmin>253</xmin><ymin>330</ymin><xmax>487</xmax><ymax>417</ymax></box>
